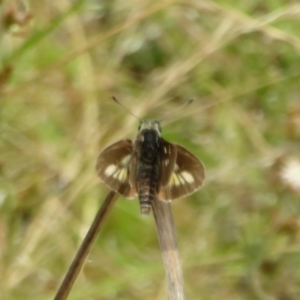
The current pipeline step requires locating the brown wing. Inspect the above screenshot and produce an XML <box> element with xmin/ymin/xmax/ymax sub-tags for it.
<box><xmin>158</xmin><ymin>142</ymin><xmax>205</xmax><ymax>201</ymax></box>
<box><xmin>159</xmin><ymin>139</ymin><xmax>177</xmax><ymax>187</ymax></box>
<box><xmin>96</xmin><ymin>140</ymin><xmax>137</xmax><ymax>198</ymax></box>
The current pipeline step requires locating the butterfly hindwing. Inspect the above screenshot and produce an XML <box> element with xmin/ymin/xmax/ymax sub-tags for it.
<box><xmin>158</xmin><ymin>141</ymin><xmax>205</xmax><ymax>201</ymax></box>
<box><xmin>96</xmin><ymin>139</ymin><xmax>137</xmax><ymax>198</ymax></box>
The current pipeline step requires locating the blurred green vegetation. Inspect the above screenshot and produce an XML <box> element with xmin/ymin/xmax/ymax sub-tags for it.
<box><xmin>1</xmin><ymin>0</ymin><xmax>300</xmax><ymax>299</ymax></box>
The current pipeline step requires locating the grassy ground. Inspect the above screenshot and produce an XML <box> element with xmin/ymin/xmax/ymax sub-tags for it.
<box><xmin>1</xmin><ymin>0</ymin><xmax>300</xmax><ymax>299</ymax></box>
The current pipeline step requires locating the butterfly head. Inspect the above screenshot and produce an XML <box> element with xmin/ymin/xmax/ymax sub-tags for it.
<box><xmin>138</xmin><ymin>120</ymin><xmax>162</xmax><ymax>136</ymax></box>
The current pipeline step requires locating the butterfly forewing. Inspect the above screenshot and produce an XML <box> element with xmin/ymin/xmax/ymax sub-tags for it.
<box><xmin>96</xmin><ymin>140</ymin><xmax>137</xmax><ymax>198</ymax></box>
<box><xmin>158</xmin><ymin>142</ymin><xmax>205</xmax><ymax>201</ymax></box>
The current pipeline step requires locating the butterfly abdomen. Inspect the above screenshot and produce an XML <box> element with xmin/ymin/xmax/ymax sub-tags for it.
<box><xmin>136</xmin><ymin>130</ymin><xmax>161</xmax><ymax>214</ymax></box>
<box><xmin>137</xmin><ymin>165</ymin><xmax>160</xmax><ymax>214</ymax></box>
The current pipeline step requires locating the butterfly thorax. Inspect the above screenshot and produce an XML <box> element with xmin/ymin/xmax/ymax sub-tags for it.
<box><xmin>139</xmin><ymin>130</ymin><xmax>160</xmax><ymax>163</ymax></box>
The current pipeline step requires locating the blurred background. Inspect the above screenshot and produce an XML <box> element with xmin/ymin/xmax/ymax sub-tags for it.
<box><xmin>1</xmin><ymin>0</ymin><xmax>300</xmax><ymax>299</ymax></box>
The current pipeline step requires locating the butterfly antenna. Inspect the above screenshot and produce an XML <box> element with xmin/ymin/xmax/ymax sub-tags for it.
<box><xmin>112</xmin><ymin>96</ymin><xmax>141</xmax><ymax>120</ymax></box>
<box><xmin>158</xmin><ymin>98</ymin><xmax>194</xmax><ymax>123</ymax></box>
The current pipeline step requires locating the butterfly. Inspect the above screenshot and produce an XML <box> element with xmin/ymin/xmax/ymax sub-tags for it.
<box><xmin>96</xmin><ymin>120</ymin><xmax>205</xmax><ymax>215</ymax></box>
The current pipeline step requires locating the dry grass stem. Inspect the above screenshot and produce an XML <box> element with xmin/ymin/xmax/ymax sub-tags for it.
<box><xmin>54</xmin><ymin>191</ymin><xmax>118</xmax><ymax>300</ymax></box>
<box><xmin>152</xmin><ymin>200</ymin><xmax>185</xmax><ymax>300</ymax></box>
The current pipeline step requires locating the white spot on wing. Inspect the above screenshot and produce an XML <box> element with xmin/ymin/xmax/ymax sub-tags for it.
<box><xmin>105</xmin><ymin>164</ymin><xmax>117</xmax><ymax>176</ymax></box>
<box><xmin>121</xmin><ymin>155</ymin><xmax>131</xmax><ymax>166</ymax></box>
<box><xmin>109</xmin><ymin>167</ymin><xmax>128</xmax><ymax>182</ymax></box>
<box><xmin>178</xmin><ymin>175</ymin><xmax>185</xmax><ymax>185</ymax></box>
<box><xmin>181</xmin><ymin>171</ymin><xmax>194</xmax><ymax>183</ymax></box>
<box><xmin>169</xmin><ymin>173</ymin><xmax>181</xmax><ymax>186</ymax></box>
<box><xmin>117</xmin><ymin>168</ymin><xmax>127</xmax><ymax>182</ymax></box>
